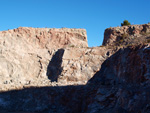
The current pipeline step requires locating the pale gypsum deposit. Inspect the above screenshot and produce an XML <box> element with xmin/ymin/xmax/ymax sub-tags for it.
<box><xmin>0</xmin><ymin>24</ymin><xmax>150</xmax><ymax>112</ymax></box>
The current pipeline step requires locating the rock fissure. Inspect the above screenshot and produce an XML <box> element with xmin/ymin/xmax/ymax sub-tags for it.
<box><xmin>38</xmin><ymin>59</ymin><xmax>43</xmax><ymax>78</ymax></box>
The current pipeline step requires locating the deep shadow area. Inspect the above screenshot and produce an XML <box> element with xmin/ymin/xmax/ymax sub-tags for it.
<box><xmin>0</xmin><ymin>48</ymin><xmax>124</xmax><ymax>113</ymax></box>
<box><xmin>0</xmin><ymin>85</ymin><xmax>86</xmax><ymax>113</ymax></box>
<box><xmin>1</xmin><ymin>46</ymin><xmax>150</xmax><ymax>113</ymax></box>
<box><xmin>46</xmin><ymin>49</ymin><xmax>65</xmax><ymax>82</ymax></box>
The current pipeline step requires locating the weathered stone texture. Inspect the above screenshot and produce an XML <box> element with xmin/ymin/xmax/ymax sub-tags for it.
<box><xmin>0</xmin><ymin>27</ymin><xmax>111</xmax><ymax>91</ymax></box>
<box><xmin>103</xmin><ymin>24</ymin><xmax>150</xmax><ymax>46</ymax></box>
<box><xmin>85</xmin><ymin>45</ymin><xmax>150</xmax><ymax>113</ymax></box>
<box><xmin>0</xmin><ymin>27</ymin><xmax>88</xmax><ymax>49</ymax></box>
<box><xmin>1</xmin><ymin>45</ymin><xmax>150</xmax><ymax>113</ymax></box>
<box><xmin>1</xmin><ymin>25</ymin><xmax>150</xmax><ymax>113</ymax></box>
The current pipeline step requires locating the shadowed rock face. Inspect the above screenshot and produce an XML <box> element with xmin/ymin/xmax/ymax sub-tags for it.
<box><xmin>1</xmin><ymin>45</ymin><xmax>150</xmax><ymax>113</ymax></box>
<box><xmin>47</xmin><ymin>49</ymin><xmax>65</xmax><ymax>82</ymax></box>
<box><xmin>0</xmin><ymin>86</ymin><xmax>85</xmax><ymax>113</ymax></box>
<box><xmin>85</xmin><ymin>45</ymin><xmax>150</xmax><ymax>113</ymax></box>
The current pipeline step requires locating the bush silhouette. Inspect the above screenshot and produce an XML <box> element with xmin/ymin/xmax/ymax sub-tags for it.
<box><xmin>121</xmin><ymin>20</ymin><xmax>131</xmax><ymax>26</ymax></box>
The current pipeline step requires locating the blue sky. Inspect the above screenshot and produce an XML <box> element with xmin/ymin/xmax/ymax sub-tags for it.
<box><xmin>0</xmin><ymin>0</ymin><xmax>150</xmax><ymax>47</ymax></box>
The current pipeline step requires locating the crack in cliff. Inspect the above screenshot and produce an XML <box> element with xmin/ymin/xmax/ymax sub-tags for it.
<box><xmin>37</xmin><ymin>55</ymin><xmax>42</xmax><ymax>59</ymax></box>
<box><xmin>46</xmin><ymin>49</ymin><xmax>65</xmax><ymax>82</ymax></box>
<box><xmin>35</xmin><ymin>35</ymin><xmax>40</xmax><ymax>43</ymax></box>
<box><xmin>38</xmin><ymin>59</ymin><xmax>43</xmax><ymax>78</ymax></box>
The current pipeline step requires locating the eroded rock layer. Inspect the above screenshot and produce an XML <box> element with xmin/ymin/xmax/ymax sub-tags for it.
<box><xmin>1</xmin><ymin>24</ymin><xmax>150</xmax><ymax>113</ymax></box>
<box><xmin>0</xmin><ymin>27</ymin><xmax>113</xmax><ymax>91</ymax></box>
<box><xmin>103</xmin><ymin>24</ymin><xmax>150</xmax><ymax>46</ymax></box>
<box><xmin>1</xmin><ymin>27</ymin><xmax>88</xmax><ymax>49</ymax></box>
<box><xmin>85</xmin><ymin>45</ymin><xmax>150</xmax><ymax>113</ymax></box>
<box><xmin>1</xmin><ymin>45</ymin><xmax>150</xmax><ymax>113</ymax></box>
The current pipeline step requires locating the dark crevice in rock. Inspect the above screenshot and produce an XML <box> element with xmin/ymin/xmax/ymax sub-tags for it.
<box><xmin>46</xmin><ymin>49</ymin><xmax>65</xmax><ymax>82</ymax></box>
<box><xmin>38</xmin><ymin>59</ymin><xmax>43</xmax><ymax>78</ymax></box>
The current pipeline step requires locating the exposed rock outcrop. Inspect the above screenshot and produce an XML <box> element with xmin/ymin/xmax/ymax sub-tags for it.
<box><xmin>85</xmin><ymin>45</ymin><xmax>150</xmax><ymax>113</ymax></box>
<box><xmin>1</xmin><ymin>45</ymin><xmax>150</xmax><ymax>113</ymax></box>
<box><xmin>1</xmin><ymin>27</ymin><xmax>88</xmax><ymax>49</ymax></box>
<box><xmin>1</xmin><ymin>24</ymin><xmax>150</xmax><ymax>113</ymax></box>
<box><xmin>103</xmin><ymin>24</ymin><xmax>150</xmax><ymax>46</ymax></box>
<box><xmin>0</xmin><ymin>27</ymin><xmax>113</xmax><ymax>91</ymax></box>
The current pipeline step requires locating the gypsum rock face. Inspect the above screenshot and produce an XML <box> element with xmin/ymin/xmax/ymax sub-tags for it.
<box><xmin>103</xmin><ymin>24</ymin><xmax>150</xmax><ymax>46</ymax></box>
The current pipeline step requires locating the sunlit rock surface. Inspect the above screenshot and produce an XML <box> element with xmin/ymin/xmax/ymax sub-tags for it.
<box><xmin>1</xmin><ymin>25</ymin><xmax>150</xmax><ymax>112</ymax></box>
<box><xmin>0</xmin><ymin>27</ymin><xmax>112</xmax><ymax>91</ymax></box>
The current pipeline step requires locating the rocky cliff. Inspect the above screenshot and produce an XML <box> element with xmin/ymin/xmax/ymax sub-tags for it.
<box><xmin>0</xmin><ymin>24</ymin><xmax>150</xmax><ymax>113</ymax></box>
<box><xmin>103</xmin><ymin>24</ymin><xmax>150</xmax><ymax>46</ymax></box>
<box><xmin>85</xmin><ymin>44</ymin><xmax>150</xmax><ymax>113</ymax></box>
<box><xmin>0</xmin><ymin>27</ymin><xmax>113</xmax><ymax>91</ymax></box>
<box><xmin>1</xmin><ymin>27</ymin><xmax>88</xmax><ymax>49</ymax></box>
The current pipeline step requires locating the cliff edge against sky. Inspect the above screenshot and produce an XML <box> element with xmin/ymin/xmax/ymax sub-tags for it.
<box><xmin>0</xmin><ymin>24</ymin><xmax>150</xmax><ymax>112</ymax></box>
